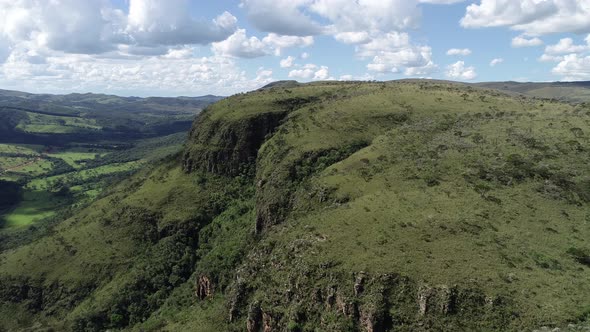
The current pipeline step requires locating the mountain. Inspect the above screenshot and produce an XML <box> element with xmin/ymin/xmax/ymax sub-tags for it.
<box><xmin>0</xmin><ymin>90</ymin><xmax>224</xmax><ymax>146</ymax></box>
<box><xmin>0</xmin><ymin>81</ymin><xmax>589</xmax><ymax>331</ymax></box>
<box><xmin>475</xmin><ymin>81</ymin><xmax>590</xmax><ymax>103</ymax></box>
<box><xmin>0</xmin><ymin>90</ymin><xmax>223</xmax><ymax>241</ymax></box>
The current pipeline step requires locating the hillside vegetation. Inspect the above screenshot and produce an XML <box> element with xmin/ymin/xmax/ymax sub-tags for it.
<box><xmin>0</xmin><ymin>91</ymin><xmax>222</xmax><ymax>235</ymax></box>
<box><xmin>0</xmin><ymin>81</ymin><xmax>589</xmax><ymax>331</ymax></box>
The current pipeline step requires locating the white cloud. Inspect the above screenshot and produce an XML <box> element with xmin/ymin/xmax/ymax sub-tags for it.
<box><xmin>313</xmin><ymin>66</ymin><xmax>330</xmax><ymax>80</ymax></box>
<box><xmin>460</xmin><ymin>0</ymin><xmax>590</xmax><ymax>35</ymax></box>
<box><xmin>280</xmin><ymin>56</ymin><xmax>295</xmax><ymax>68</ymax></box>
<box><xmin>446</xmin><ymin>48</ymin><xmax>472</xmax><ymax>56</ymax></box>
<box><xmin>262</xmin><ymin>33</ymin><xmax>314</xmax><ymax>56</ymax></box>
<box><xmin>240</xmin><ymin>0</ymin><xmax>324</xmax><ymax>36</ymax></box>
<box><xmin>287</xmin><ymin>63</ymin><xmax>329</xmax><ymax>80</ymax></box>
<box><xmin>446</xmin><ymin>61</ymin><xmax>477</xmax><ymax>80</ymax></box>
<box><xmin>0</xmin><ymin>0</ymin><xmax>123</xmax><ymax>54</ymax></box>
<box><xmin>359</xmin><ymin>32</ymin><xmax>437</xmax><ymax>76</ymax></box>
<box><xmin>334</xmin><ymin>32</ymin><xmax>371</xmax><ymax>45</ymax></box>
<box><xmin>544</xmin><ymin>37</ymin><xmax>588</xmax><ymax>55</ymax></box>
<box><xmin>461</xmin><ymin>0</ymin><xmax>557</xmax><ymax>29</ymax></box>
<box><xmin>490</xmin><ymin>58</ymin><xmax>504</xmax><ymax>66</ymax></box>
<box><xmin>309</xmin><ymin>0</ymin><xmax>421</xmax><ymax>32</ymax></box>
<box><xmin>288</xmin><ymin>64</ymin><xmax>317</xmax><ymax>79</ymax></box>
<box><xmin>162</xmin><ymin>48</ymin><xmax>194</xmax><ymax>59</ymax></box>
<box><xmin>255</xmin><ymin>67</ymin><xmax>274</xmax><ymax>83</ymax></box>
<box><xmin>126</xmin><ymin>1</ymin><xmax>237</xmax><ymax>46</ymax></box>
<box><xmin>511</xmin><ymin>35</ymin><xmax>543</xmax><ymax>48</ymax></box>
<box><xmin>240</xmin><ymin>0</ymin><xmax>466</xmax><ymax>38</ymax></box>
<box><xmin>538</xmin><ymin>54</ymin><xmax>563</xmax><ymax>62</ymax></box>
<box><xmin>0</xmin><ymin>0</ymin><xmax>238</xmax><ymax>55</ymax></box>
<box><xmin>551</xmin><ymin>54</ymin><xmax>590</xmax><ymax>80</ymax></box>
<box><xmin>0</xmin><ymin>47</ymin><xmax>270</xmax><ymax>96</ymax></box>
<box><xmin>211</xmin><ymin>29</ymin><xmax>267</xmax><ymax>58</ymax></box>
<box><xmin>211</xmin><ymin>30</ymin><xmax>314</xmax><ymax>58</ymax></box>
<box><xmin>301</xmin><ymin>52</ymin><xmax>310</xmax><ymax>59</ymax></box>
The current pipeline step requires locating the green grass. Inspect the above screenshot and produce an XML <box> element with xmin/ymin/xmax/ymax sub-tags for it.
<box><xmin>1</xmin><ymin>80</ymin><xmax>589</xmax><ymax>331</ymax></box>
<box><xmin>1</xmin><ymin>190</ymin><xmax>65</xmax><ymax>228</ymax></box>
<box><xmin>47</xmin><ymin>151</ymin><xmax>101</xmax><ymax>168</ymax></box>
<box><xmin>16</xmin><ymin>112</ymin><xmax>102</xmax><ymax>134</ymax></box>
<box><xmin>0</xmin><ymin>143</ymin><xmax>44</xmax><ymax>155</ymax></box>
<box><xmin>26</xmin><ymin>161</ymin><xmax>141</xmax><ymax>191</ymax></box>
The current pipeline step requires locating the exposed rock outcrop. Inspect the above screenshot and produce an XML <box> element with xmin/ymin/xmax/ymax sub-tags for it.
<box><xmin>183</xmin><ymin>110</ymin><xmax>288</xmax><ymax>177</ymax></box>
<box><xmin>247</xmin><ymin>301</ymin><xmax>262</xmax><ymax>332</ymax></box>
<box><xmin>195</xmin><ymin>275</ymin><xmax>214</xmax><ymax>300</ymax></box>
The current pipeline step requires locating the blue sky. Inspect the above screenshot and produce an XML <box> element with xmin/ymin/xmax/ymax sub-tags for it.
<box><xmin>1</xmin><ymin>0</ymin><xmax>590</xmax><ymax>96</ymax></box>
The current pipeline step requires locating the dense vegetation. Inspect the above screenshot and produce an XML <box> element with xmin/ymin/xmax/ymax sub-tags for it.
<box><xmin>0</xmin><ymin>90</ymin><xmax>222</xmax><ymax>245</ymax></box>
<box><xmin>1</xmin><ymin>80</ymin><xmax>589</xmax><ymax>331</ymax></box>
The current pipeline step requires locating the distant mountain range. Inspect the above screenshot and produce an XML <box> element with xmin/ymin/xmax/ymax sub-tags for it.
<box><xmin>0</xmin><ymin>89</ymin><xmax>224</xmax><ymax>146</ymax></box>
<box><xmin>264</xmin><ymin>80</ymin><xmax>590</xmax><ymax>104</ymax></box>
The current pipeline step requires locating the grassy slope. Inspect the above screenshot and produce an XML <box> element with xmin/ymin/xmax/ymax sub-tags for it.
<box><xmin>0</xmin><ymin>156</ymin><xmax>253</xmax><ymax>330</ymax></box>
<box><xmin>0</xmin><ymin>81</ymin><xmax>589</xmax><ymax>331</ymax></box>
<box><xmin>172</xmin><ymin>81</ymin><xmax>590</xmax><ymax>331</ymax></box>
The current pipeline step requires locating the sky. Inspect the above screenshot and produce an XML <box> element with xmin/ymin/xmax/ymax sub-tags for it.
<box><xmin>1</xmin><ymin>0</ymin><xmax>590</xmax><ymax>97</ymax></box>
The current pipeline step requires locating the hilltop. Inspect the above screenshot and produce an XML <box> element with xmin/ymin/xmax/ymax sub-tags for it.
<box><xmin>475</xmin><ymin>81</ymin><xmax>590</xmax><ymax>103</ymax></box>
<box><xmin>0</xmin><ymin>80</ymin><xmax>589</xmax><ymax>331</ymax></box>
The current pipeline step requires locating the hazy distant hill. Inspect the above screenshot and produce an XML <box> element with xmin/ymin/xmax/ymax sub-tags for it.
<box><xmin>0</xmin><ymin>90</ymin><xmax>224</xmax><ymax>146</ymax></box>
<box><xmin>475</xmin><ymin>81</ymin><xmax>590</xmax><ymax>103</ymax></box>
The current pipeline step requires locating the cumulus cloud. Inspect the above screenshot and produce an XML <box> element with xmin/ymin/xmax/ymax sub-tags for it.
<box><xmin>0</xmin><ymin>50</ymin><xmax>271</xmax><ymax>96</ymax></box>
<box><xmin>287</xmin><ymin>63</ymin><xmax>330</xmax><ymax>80</ymax></box>
<box><xmin>309</xmin><ymin>0</ymin><xmax>421</xmax><ymax>32</ymax></box>
<box><xmin>490</xmin><ymin>58</ymin><xmax>504</xmax><ymax>66</ymax></box>
<box><xmin>460</xmin><ymin>0</ymin><xmax>590</xmax><ymax>36</ymax></box>
<box><xmin>126</xmin><ymin>1</ymin><xmax>237</xmax><ymax>47</ymax></box>
<box><xmin>511</xmin><ymin>35</ymin><xmax>543</xmax><ymax>47</ymax></box>
<box><xmin>0</xmin><ymin>0</ymin><xmax>123</xmax><ymax>54</ymax></box>
<box><xmin>358</xmin><ymin>32</ymin><xmax>437</xmax><ymax>76</ymax></box>
<box><xmin>262</xmin><ymin>33</ymin><xmax>314</xmax><ymax>56</ymax></box>
<box><xmin>211</xmin><ymin>29</ymin><xmax>267</xmax><ymax>58</ymax></box>
<box><xmin>255</xmin><ymin>67</ymin><xmax>274</xmax><ymax>83</ymax></box>
<box><xmin>313</xmin><ymin>66</ymin><xmax>330</xmax><ymax>80</ymax></box>
<box><xmin>551</xmin><ymin>54</ymin><xmax>590</xmax><ymax>80</ymax></box>
<box><xmin>544</xmin><ymin>37</ymin><xmax>589</xmax><ymax>55</ymax></box>
<box><xmin>447</xmin><ymin>48</ymin><xmax>472</xmax><ymax>56</ymax></box>
<box><xmin>240</xmin><ymin>1</ymin><xmax>466</xmax><ymax>40</ymax></box>
<box><xmin>240</xmin><ymin>0</ymin><xmax>324</xmax><ymax>36</ymax></box>
<box><xmin>334</xmin><ymin>32</ymin><xmax>371</xmax><ymax>45</ymax></box>
<box><xmin>446</xmin><ymin>61</ymin><xmax>477</xmax><ymax>80</ymax></box>
<box><xmin>280</xmin><ymin>56</ymin><xmax>295</xmax><ymax>68</ymax></box>
<box><xmin>0</xmin><ymin>0</ymin><xmax>237</xmax><ymax>56</ymax></box>
<box><xmin>539</xmin><ymin>54</ymin><xmax>563</xmax><ymax>62</ymax></box>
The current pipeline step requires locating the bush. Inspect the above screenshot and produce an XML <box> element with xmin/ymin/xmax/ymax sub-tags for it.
<box><xmin>567</xmin><ymin>247</ymin><xmax>590</xmax><ymax>267</ymax></box>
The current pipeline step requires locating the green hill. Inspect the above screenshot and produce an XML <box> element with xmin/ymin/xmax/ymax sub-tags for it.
<box><xmin>475</xmin><ymin>81</ymin><xmax>590</xmax><ymax>104</ymax></box>
<box><xmin>0</xmin><ymin>81</ymin><xmax>589</xmax><ymax>331</ymax></box>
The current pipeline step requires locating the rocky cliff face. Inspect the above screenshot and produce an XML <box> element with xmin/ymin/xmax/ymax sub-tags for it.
<box><xmin>182</xmin><ymin>110</ymin><xmax>288</xmax><ymax>177</ymax></box>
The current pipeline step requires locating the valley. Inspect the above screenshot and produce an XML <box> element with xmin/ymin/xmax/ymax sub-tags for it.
<box><xmin>0</xmin><ymin>90</ymin><xmax>223</xmax><ymax>245</ymax></box>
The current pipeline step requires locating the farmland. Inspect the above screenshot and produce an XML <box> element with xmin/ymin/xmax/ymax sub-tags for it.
<box><xmin>0</xmin><ymin>90</ymin><xmax>222</xmax><ymax>233</ymax></box>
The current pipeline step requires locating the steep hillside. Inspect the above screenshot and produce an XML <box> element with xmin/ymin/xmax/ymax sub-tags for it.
<box><xmin>1</xmin><ymin>81</ymin><xmax>589</xmax><ymax>331</ymax></box>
